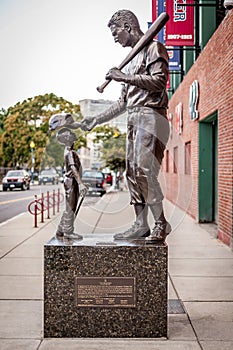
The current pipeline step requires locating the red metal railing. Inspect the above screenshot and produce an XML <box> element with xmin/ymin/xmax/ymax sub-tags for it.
<box><xmin>27</xmin><ymin>188</ymin><xmax>64</xmax><ymax>227</ymax></box>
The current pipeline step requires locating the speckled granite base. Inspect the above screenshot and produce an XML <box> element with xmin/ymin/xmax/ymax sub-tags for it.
<box><xmin>44</xmin><ymin>234</ymin><xmax>168</xmax><ymax>338</ymax></box>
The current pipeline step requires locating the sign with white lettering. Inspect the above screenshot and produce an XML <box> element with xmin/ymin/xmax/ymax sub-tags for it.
<box><xmin>151</xmin><ymin>0</ymin><xmax>181</xmax><ymax>70</ymax></box>
<box><xmin>189</xmin><ymin>80</ymin><xmax>199</xmax><ymax>120</ymax></box>
<box><xmin>165</xmin><ymin>0</ymin><xmax>194</xmax><ymax>46</ymax></box>
<box><xmin>168</xmin><ymin>112</ymin><xmax>173</xmax><ymax>138</ymax></box>
<box><xmin>175</xmin><ymin>102</ymin><xmax>183</xmax><ymax>134</ymax></box>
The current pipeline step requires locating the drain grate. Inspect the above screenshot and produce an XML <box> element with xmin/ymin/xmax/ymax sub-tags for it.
<box><xmin>168</xmin><ymin>299</ymin><xmax>185</xmax><ymax>314</ymax></box>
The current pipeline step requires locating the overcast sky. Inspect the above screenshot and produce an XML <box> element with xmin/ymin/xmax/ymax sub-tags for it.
<box><xmin>0</xmin><ymin>0</ymin><xmax>152</xmax><ymax>109</ymax></box>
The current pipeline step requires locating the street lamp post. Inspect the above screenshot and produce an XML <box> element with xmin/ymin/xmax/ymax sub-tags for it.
<box><xmin>30</xmin><ymin>141</ymin><xmax>35</xmax><ymax>184</ymax></box>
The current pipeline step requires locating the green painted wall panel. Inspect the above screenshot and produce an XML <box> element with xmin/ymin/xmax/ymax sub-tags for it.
<box><xmin>199</xmin><ymin>122</ymin><xmax>214</xmax><ymax>221</ymax></box>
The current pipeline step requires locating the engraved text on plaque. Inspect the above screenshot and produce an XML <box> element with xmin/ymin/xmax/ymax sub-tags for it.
<box><xmin>75</xmin><ymin>277</ymin><xmax>136</xmax><ymax>308</ymax></box>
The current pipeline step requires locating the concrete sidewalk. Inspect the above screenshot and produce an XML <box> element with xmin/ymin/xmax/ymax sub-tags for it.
<box><xmin>0</xmin><ymin>190</ymin><xmax>233</xmax><ymax>350</ymax></box>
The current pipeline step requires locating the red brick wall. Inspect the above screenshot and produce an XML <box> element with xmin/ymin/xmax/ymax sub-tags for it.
<box><xmin>163</xmin><ymin>10</ymin><xmax>233</xmax><ymax>246</ymax></box>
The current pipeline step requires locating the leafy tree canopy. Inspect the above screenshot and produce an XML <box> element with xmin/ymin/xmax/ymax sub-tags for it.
<box><xmin>0</xmin><ymin>93</ymin><xmax>85</xmax><ymax>169</ymax></box>
<box><xmin>93</xmin><ymin>124</ymin><xmax>126</xmax><ymax>171</ymax></box>
<box><xmin>93</xmin><ymin>124</ymin><xmax>121</xmax><ymax>143</ymax></box>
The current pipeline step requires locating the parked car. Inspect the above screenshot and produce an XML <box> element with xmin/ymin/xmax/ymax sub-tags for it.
<box><xmin>2</xmin><ymin>169</ymin><xmax>31</xmax><ymax>191</ymax></box>
<box><xmin>105</xmin><ymin>173</ymin><xmax>113</xmax><ymax>186</ymax></box>
<box><xmin>82</xmin><ymin>170</ymin><xmax>106</xmax><ymax>196</ymax></box>
<box><xmin>38</xmin><ymin>169</ymin><xmax>59</xmax><ymax>185</ymax></box>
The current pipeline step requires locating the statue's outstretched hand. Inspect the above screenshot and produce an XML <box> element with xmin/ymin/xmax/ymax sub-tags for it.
<box><xmin>49</xmin><ymin>113</ymin><xmax>90</xmax><ymax>131</ymax></box>
<box><xmin>81</xmin><ymin>117</ymin><xmax>97</xmax><ymax>131</ymax></box>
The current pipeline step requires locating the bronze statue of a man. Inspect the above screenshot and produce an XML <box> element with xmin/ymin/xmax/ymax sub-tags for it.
<box><xmin>83</xmin><ymin>9</ymin><xmax>171</xmax><ymax>242</ymax></box>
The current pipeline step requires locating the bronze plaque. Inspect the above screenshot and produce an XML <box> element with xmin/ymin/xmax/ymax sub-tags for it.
<box><xmin>75</xmin><ymin>277</ymin><xmax>136</xmax><ymax>308</ymax></box>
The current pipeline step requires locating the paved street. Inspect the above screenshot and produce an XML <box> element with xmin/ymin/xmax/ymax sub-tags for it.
<box><xmin>0</xmin><ymin>183</ymin><xmax>62</xmax><ymax>223</ymax></box>
<box><xmin>0</xmin><ymin>183</ymin><xmax>100</xmax><ymax>223</ymax></box>
<box><xmin>0</xmin><ymin>190</ymin><xmax>233</xmax><ymax>349</ymax></box>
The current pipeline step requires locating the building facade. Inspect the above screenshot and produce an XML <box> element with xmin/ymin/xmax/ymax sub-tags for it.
<box><xmin>162</xmin><ymin>10</ymin><xmax>233</xmax><ymax>247</ymax></box>
<box><xmin>79</xmin><ymin>99</ymin><xmax>127</xmax><ymax>169</ymax></box>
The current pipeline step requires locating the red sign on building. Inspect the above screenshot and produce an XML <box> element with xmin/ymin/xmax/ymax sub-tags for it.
<box><xmin>165</xmin><ymin>0</ymin><xmax>194</xmax><ymax>46</ymax></box>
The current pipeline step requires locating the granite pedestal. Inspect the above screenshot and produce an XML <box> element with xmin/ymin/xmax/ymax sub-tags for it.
<box><xmin>44</xmin><ymin>234</ymin><xmax>168</xmax><ymax>338</ymax></box>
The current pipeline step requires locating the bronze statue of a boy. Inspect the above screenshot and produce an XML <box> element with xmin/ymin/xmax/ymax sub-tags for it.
<box><xmin>55</xmin><ymin>127</ymin><xmax>88</xmax><ymax>240</ymax></box>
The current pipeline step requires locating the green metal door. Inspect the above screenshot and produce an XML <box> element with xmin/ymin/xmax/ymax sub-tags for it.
<box><xmin>214</xmin><ymin>119</ymin><xmax>218</xmax><ymax>223</ymax></box>
<box><xmin>198</xmin><ymin>112</ymin><xmax>218</xmax><ymax>223</ymax></box>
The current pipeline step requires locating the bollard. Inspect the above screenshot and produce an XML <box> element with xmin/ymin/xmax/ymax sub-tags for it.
<box><xmin>41</xmin><ymin>192</ymin><xmax>44</xmax><ymax>223</ymax></box>
<box><xmin>28</xmin><ymin>188</ymin><xmax>63</xmax><ymax>227</ymax></box>
<box><xmin>57</xmin><ymin>188</ymin><xmax>60</xmax><ymax>213</ymax></box>
<box><xmin>34</xmin><ymin>194</ymin><xmax>38</xmax><ymax>228</ymax></box>
<box><xmin>53</xmin><ymin>190</ymin><xmax>55</xmax><ymax>216</ymax></box>
<box><xmin>47</xmin><ymin>191</ymin><xmax>50</xmax><ymax>219</ymax></box>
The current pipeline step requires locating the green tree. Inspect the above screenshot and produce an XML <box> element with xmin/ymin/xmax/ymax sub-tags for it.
<box><xmin>0</xmin><ymin>93</ymin><xmax>84</xmax><ymax>169</ymax></box>
<box><xmin>43</xmin><ymin>131</ymin><xmax>87</xmax><ymax>169</ymax></box>
<box><xmin>93</xmin><ymin>125</ymin><xmax>120</xmax><ymax>143</ymax></box>
<box><xmin>0</xmin><ymin>108</ymin><xmax>7</xmax><ymax>134</ymax></box>
<box><xmin>102</xmin><ymin>133</ymin><xmax>126</xmax><ymax>171</ymax></box>
<box><xmin>93</xmin><ymin>125</ymin><xmax>126</xmax><ymax>171</ymax></box>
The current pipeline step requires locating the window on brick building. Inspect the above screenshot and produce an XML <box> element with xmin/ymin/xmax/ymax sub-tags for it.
<box><xmin>165</xmin><ymin>150</ymin><xmax>169</xmax><ymax>172</ymax></box>
<box><xmin>173</xmin><ymin>147</ymin><xmax>178</xmax><ymax>174</ymax></box>
<box><xmin>185</xmin><ymin>141</ymin><xmax>191</xmax><ymax>175</ymax></box>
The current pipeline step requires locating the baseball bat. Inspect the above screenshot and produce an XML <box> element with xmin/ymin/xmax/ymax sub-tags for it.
<box><xmin>97</xmin><ymin>12</ymin><xmax>169</xmax><ymax>93</ymax></box>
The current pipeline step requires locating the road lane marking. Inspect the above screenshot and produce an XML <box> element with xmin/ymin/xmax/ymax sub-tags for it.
<box><xmin>0</xmin><ymin>212</ymin><xmax>26</xmax><ymax>226</ymax></box>
<box><xmin>0</xmin><ymin>195</ymin><xmax>34</xmax><ymax>205</ymax></box>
